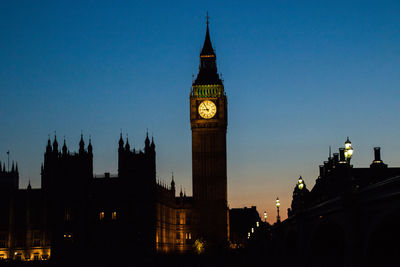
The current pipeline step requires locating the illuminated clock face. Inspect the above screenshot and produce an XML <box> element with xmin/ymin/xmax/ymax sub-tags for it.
<box><xmin>198</xmin><ymin>100</ymin><xmax>217</xmax><ymax>119</ymax></box>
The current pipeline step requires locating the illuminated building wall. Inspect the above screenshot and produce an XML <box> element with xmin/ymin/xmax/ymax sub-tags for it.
<box><xmin>155</xmin><ymin>181</ymin><xmax>194</xmax><ymax>253</ymax></box>
<box><xmin>0</xmin><ymin>167</ymin><xmax>51</xmax><ymax>261</ymax></box>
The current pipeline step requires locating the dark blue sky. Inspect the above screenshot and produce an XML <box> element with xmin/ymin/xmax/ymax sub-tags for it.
<box><xmin>1</xmin><ymin>0</ymin><xmax>399</xmax><ymax>221</ymax></box>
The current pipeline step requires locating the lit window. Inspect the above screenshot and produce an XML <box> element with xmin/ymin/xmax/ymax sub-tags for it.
<box><xmin>112</xmin><ymin>211</ymin><xmax>117</xmax><ymax>220</ymax></box>
<box><xmin>65</xmin><ymin>208</ymin><xmax>71</xmax><ymax>221</ymax></box>
<box><xmin>64</xmin><ymin>233</ymin><xmax>72</xmax><ymax>239</ymax></box>
<box><xmin>33</xmin><ymin>253</ymin><xmax>39</xmax><ymax>261</ymax></box>
<box><xmin>189</xmin><ymin>233</ymin><xmax>191</xmax><ymax>240</ymax></box>
<box><xmin>32</xmin><ymin>231</ymin><xmax>41</xmax><ymax>247</ymax></box>
<box><xmin>0</xmin><ymin>233</ymin><xmax>6</xmax><ymax>248</ymax></box>
<box><xmin>99</xmin><ymin>211</ymin><xmax>104</xmax><ymax>221</ymax></box>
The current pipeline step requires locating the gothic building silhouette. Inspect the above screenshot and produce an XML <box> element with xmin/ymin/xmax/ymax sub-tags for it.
<box><xmin>0</xmin><ymin>21</ymin><xmax>229</xmax><ymax>262</ymax></box>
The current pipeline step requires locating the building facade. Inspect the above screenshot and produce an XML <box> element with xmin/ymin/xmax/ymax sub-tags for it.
<box><xmin>0</xmin><ymin>21</ymin><xmax>229</xmax><ymax>262</ymax></box>
<box><xmin>272</xmin><ymin>139</ymin><xmax>400</xmax><ymax>267</ymax></box>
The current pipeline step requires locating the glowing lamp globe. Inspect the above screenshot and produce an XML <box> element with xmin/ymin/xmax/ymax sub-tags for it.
<box><xmin>276</xmin><ymin>198</ymin><xmax>280</xmax><ymax>207</ymax></box>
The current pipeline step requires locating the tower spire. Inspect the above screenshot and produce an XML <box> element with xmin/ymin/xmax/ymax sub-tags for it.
<box><xmin>193</xmin><ymin>13</ymin><xmax>222</xmax><ymax>86</ymax></box>
<box><xmin>53</xmin><ymin>132</ymin><xmax>58</xmax><ymax>152</ymax></box>
<box><xmin>201</xmin><ymin>13</ymin><xmax>214</xmax><ymax>57</ymax></box>
<box><xmin>171</xmin><ymin>171</ymin><xmax>175</xmax><ymax>191</ymax></box>
<box><xmin>119</xmin><ymin>132</ymin><xmax>124</xmax><ymax>150</ymax></box>
<box><xmin>145</xmin><ymin>130</ymin><xmax>150</xmax><ymax>153</ymax></box>
<box><xmin>88</xmin><ymin>135</ymin><xmax>93</xmax><ymax>154</ymax></box>
<box><xmin>79</xmin><ymin>133</ymin><xmax>85</xmax><ymax>154</ymax></box>
<box><xmin>62</xmin><ymin>137</ymin><xmax>68</xmax><ymax>155</ymax></box>
<box><xmin>46</xmin><ymin>136</ymin><xmax>52</xmax><ymax>153</ymax></box>
<box><xmin>125</xmin><ymin>134</ymin><xmax>130</xmax><ymax>151</ymax></box>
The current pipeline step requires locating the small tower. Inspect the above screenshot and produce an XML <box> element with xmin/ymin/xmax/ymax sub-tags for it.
<box><xmin>62</xmin><ymin>138</ymin><xmax>68</xmax><ymax>155</ymax></box>
<box><xmin>171</xmin><ymin>172</ymin><xmax>176</xmax><ymax>196</ymax></box>
<box><xmin>151</xmin><ymin>136</ymin><xmax>155</xmax><ymax>151</ymax></box>
<box><xmin>53</xmin><ymin>134</ymin><xmax>58</xmax><ymax>153</ymax></box>
<box><xmin>79</xmin><ymin>134</ymin><xmax>85</xmax><ymax>154</ymax></box>
<box><xmin>88</xmin><ymin>137</ymin><xmax>93</xmax><ymax>155</ymax></box>
<box><xmin>118</xmin><ymin>132</ymin><xmax>124</xmax><ymax>152</ymax></box>
<box><xmin>145</xmin><ymin>131</ymin><xmax>150</xmax><ymax>154</ymax></box>
<box><xmin>46</xmin><ymin>137</ymin><xmax>52</xmax><ymax>154</ymax></box>
<box><xmin>125</xmin><ymin>136</ymin><xmax>130</xmax><ymax>151</ymax></box>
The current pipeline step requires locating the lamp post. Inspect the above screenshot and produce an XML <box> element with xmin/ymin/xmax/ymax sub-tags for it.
<box><xmin>298</xmin><ymin>176</ymin><xmax>304</xmax><ymax>190</ymax></box>
<box><xmin>344</xmin><ymin>137</ymin><xmax>354</xmax><ymax>163</ymax></box>
<box><xmin>276</xmin><ymin>197</ymin><xmax>281</xmax><ymax>223</ymax></box>
<box><xmin>263</xmin><ymin>211</ymin><xmax>267</xmax><ymax>223</ymax></box>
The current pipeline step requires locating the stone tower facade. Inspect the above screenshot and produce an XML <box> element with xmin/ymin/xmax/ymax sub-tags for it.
<box><xmin>190</xmin><ymin>21</ymin><xmax>228</xmax><ymax>247</ymax></box>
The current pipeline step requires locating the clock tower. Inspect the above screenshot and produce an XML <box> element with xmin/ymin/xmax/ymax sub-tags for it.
<box><xmin>190</xmin><ymin>20</ymin><xmax>228</xmax><ymax>247</ymax></box>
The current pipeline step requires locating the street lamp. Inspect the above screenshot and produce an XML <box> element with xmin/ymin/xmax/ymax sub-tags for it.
<box><xmin>263</xmin><ymin>211</ymin><xmax>267</xmax><ymax>223</ymax></box>
<box><xmin>276</xmin><ymin>197</ymin><xmax>281</xmax><ymax>223</ymax></box>
<box><xmin>344</xmin><ymin>137</ymin><xmax>354</xmax><ymax>163</ymax></box>
<box><xmin>298</xmin><ymin>176</ymin><xmax>304</xmax><ymax>190</ymax></box>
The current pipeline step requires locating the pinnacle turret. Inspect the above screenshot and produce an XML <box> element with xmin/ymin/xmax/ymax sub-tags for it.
<box><xmin>46</xmin><ymin>137</ymin><xmax>52</xmax><ymax>153</ymax></box>
<box><xmin>79</xmin><ymin>134</ymin><xmax>85</xmax><ymax>154</ymax></box>
<box><xmin>62</xmin><ymin>138</ymin><xmax>68</xmax><ymax>155</ymax></box>
<box><xmin>151</xmin><ymin>136</ymin><xmax>155</xmax><ymax>150</ymax></box>
<box><xmin>171</xmin><ymin>172</ymin><xmax>175</xmax><ymax>192</ymax></box>
<box><xmin>88</xmin><ymin>137</ymin><xmax>93</xmax><ymax>154</ymax></box>
<box><xmin>125</xmin><ymin>137</ymin><xmax>130</xmax><ymax>151</ymax></box>
<box><xmin>145</xmin><ymin>131</ymin><xmax>150</xmax><ymax>153</ymax></box>
<box><xmin>53</xmin><ymin>134</ymin><xmax>58</xmax><ymax>152</ymax></box>
<box><xmin>119</xmin><ymin>132</ymin><xmax>124</xmax><ymax>151</ymax></box>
